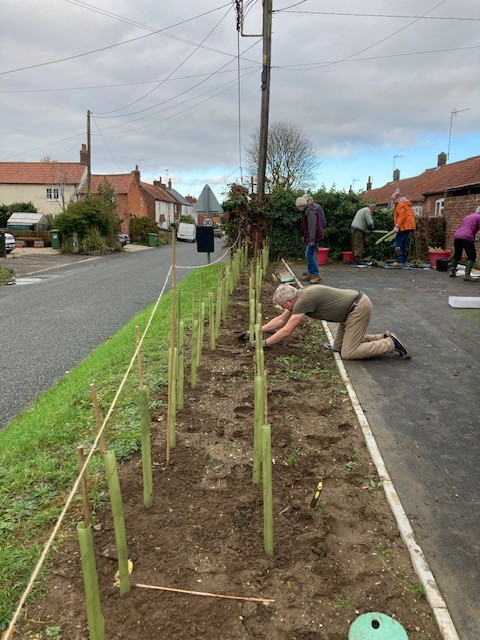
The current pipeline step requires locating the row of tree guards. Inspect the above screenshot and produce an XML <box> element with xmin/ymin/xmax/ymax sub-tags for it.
<box><xmin>9</xmin><ymin>239</ymin><xmax>276</xmax><ymax>640</ymax></box>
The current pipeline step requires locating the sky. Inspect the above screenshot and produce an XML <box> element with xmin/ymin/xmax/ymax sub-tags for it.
<box><xmin>1</xmin><ymin>0</ymin><xmax>480</xmax><ymax>203</ymax></box>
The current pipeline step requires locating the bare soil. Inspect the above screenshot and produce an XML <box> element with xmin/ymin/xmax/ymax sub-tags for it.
<box><xmin>18</xmin><ymin>267</ymin><xmax>441</xmax><ymax>640</ymax></box>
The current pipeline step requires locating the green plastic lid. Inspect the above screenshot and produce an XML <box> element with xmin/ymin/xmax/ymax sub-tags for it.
<box><xmin>348</xmin><ymin>612</ymin><xmax>408</xmax><ymax>639</ymax></box>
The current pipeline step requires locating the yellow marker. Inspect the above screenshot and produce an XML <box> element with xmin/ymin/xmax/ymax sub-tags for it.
<box><xmin>309</xmin><ymin>481</ymin><xmax>323</xmax><ymax>509</ymax></box>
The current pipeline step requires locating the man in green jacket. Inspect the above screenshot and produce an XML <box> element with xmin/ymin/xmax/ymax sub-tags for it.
<box><xmin>351</xmin><ymin>204</ymin><xmax>375</xmax><ymax>264</ymax></box>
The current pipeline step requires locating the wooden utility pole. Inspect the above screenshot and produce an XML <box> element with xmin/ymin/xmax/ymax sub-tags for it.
<box><xmin>87</xmin><ymin>110</ymin><xmax>91</xmax><ymax>194</ymax></box>
<box><xmin>256</xmin><ymin>0</ymin><xmax>273</xmax><ymax>206</ymax></box>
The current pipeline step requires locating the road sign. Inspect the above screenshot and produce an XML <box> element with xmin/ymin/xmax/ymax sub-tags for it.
<box><xmin>203</xmin><ymin>217</ymin><xmax>213</xmax><ymax>227</ymax></box>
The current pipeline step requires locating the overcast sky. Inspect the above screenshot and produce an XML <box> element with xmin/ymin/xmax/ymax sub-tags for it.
<box><xmin>1</xmin><ymin>0</ymin><xmax>479</xmax><ymax>202</ymax></box>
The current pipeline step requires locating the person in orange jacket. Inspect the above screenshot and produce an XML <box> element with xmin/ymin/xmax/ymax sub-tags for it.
<box><xmin>390</xmin><ymin>190</ymin><xmax>416</xmax><ymax>267</ymax></box>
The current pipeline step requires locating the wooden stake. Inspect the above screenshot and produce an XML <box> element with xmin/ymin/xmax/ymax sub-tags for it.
<box><xmin>90</xmin><ymin>384</ymin><xmax>107</xmax><ymax>455</ymax></box>
<box><xmin>77</xmin><ymin>445</ymin><xmax>91</xmax><ymax>527</ymax></box>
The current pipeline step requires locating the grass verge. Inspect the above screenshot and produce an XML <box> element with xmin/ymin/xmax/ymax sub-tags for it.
<box><xmin>0</xmin><ymin>264</ymin><xmax>220</xmax><ymax>631</ymax></box>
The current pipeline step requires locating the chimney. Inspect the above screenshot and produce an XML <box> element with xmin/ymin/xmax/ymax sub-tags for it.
<box><xmin>132</xmin><ymin>165</ymin><xmax>140</xmax><ymax>182</ymax></box>
<box><xmin>366</xmin><ymin>176</ymin><xmax>372</xmax><ymax>191</ymax></box>
<box><xmin>438</xmin><ymin>152</ymin><xmax>447</xmax><ymax>167</ymax></box>
<box><xmin>80</xmin><ymin>144</ymin><xmax>88</xmax><ymax>164</ymax></box>
<box><xmin>168</xmin><ymin>178</ymin><xmax>172</xmax><ymax>189</ymax></box>
<box><xmin>393</xmin><ymin>168</ymin><xmax>400</xmax><ymax>182</ymax></box>
<box><xmin>153</xmin><ymin>177</ymin><xmax>163</xmax><ymax>187</ymax></box>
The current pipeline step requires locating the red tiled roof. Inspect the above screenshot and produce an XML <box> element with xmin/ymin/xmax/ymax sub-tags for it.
<box><xmin>85</xmin><ymin>174</ymin><xmax>135</xmax><ymax>194</ymax></box>
<box><xmin>361</xmin><ymin>155</ymin><xmax>480</xmax><ymax>205</ymax></box>
<box><xmin>0</xmin><ymin>162</ymin><xmax>87</xmax><ymax>185</ymax></box>
<box><xmin>140</xmin><ymin>182</ymin><xmax>177</xmax><ymax>203</ymax></box>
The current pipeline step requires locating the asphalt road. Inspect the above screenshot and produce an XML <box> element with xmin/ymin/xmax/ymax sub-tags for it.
<box><xmin>0</xmin><ymin>240</ymin><xmax>225</xmax><ymax>429</ymax></box>
<box><xmin>290</xmin><ymin>262</ymin><xmax>479</xmax><ymax>640</ymax></box>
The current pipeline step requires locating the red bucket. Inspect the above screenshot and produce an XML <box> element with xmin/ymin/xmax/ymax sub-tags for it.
<box><xmin>341</xmin><ymin>251</ymin><xmax>354</xmax><ymax>263</ymax></box>
<box><xmin>428</xmin><ymin>250</ymin><xmax>450</xmax><ymax>269</ymax></box>
<box><xmin>318</xmin><ymin>247</ymin><xmax>329</xmax><ymax>265</ymax></box>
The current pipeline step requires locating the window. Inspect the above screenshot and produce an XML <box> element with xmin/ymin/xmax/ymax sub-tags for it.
<box><xmin>435</xmin><ymin>198</ymin><xmax>444</xmax><ymax>217</ymax></box>
<box><xmin>413</xmin><ymin>205</ymin><xmax>423</xmax><ymax>217</ymax></box>
<box><xmin>46</xmin><ymin>187</ymin><xmax>59</xmax><ymax>200</ymax></box>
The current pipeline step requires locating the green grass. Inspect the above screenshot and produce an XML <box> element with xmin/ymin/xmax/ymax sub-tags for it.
<box><xmin>0</xmin><ymin>264</ymin><xmax>221</xmax><ymax>631</ymax></box>
<box><xmin>0</xmin><ymin>266</ymin><xmax>14</xmax><ymax>285</ymax></box>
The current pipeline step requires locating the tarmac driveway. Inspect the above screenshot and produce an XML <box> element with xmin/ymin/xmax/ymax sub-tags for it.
<box><xmin>289</xmin><ymin>261</ymin><xmax>479</xmax><ymax>639</ymax></box>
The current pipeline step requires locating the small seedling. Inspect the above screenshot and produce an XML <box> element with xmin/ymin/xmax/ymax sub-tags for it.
<box><xmin>46</xmin><ymin>627</ymin><xmax>62</xmax><ymax>640</ymax></box>
<box><xmin>346</xmin><ymin>460</ymin><xmax>356</xmax><ymax>472</ymax></box>
<box><xmin>368</xmin><ymin>478</ymin><xmax>383</xmax><ymax>492</ymax></box>
<box><xmin>333</xmin><ymin>594</ymin><xmax>352</xmax><ymax>610</ymax></box>
<box><xmin>408</xmin><ymin>582</ymin><xmax>426</xmax><ymax>598</ymax></box>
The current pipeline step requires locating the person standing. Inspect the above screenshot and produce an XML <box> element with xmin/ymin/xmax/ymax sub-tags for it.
<box><xmin>256</xmin><ymin>283</ymin><xmax>410</xmax><ymax>360</ymax></box>
<box><xmin>390</xmin><ymin>191</ymin><xmax>416</xmax><ymax>267</ymax></box>
<box><xmin>296</xmin><ymin>194</ymin><xmax>327</xmax><ymax>284</ymax></box>
<box><xmin>351</xmin><ymin>204</ymin><xmax>376</xmax><ymax>264</ymax></box>
<box><xmin>449</xmin><ymin>206</ymin><xmax>480</xmax><ymax>281</ymax></box>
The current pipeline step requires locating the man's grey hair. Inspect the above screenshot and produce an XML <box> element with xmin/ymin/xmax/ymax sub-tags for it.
<box><xmin>273</xmin><ymin>284</ymin><xmax>299</xmax><ymax>305</ymax></box>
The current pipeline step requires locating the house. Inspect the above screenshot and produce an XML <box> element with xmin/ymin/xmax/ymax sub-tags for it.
<box><xmin>86</xmin><ymin>167</ymin><xmax>178</xmax><ymax>232</ymax></box>
<box><xmin>154</xmin><ymin>177</ymin><xmax>195</xmax><ymax>222</ymax></box>
<box><xmin>361</xmin><ymin>153</ymin><xmax>480</xmax><ymax>248</ymax></box>
<box><xmin>0</xmin><ymin>145</ymin><xmax>88</xmax><ymax>214</ymax></box>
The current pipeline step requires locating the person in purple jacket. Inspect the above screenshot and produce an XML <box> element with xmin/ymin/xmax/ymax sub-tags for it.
<box><xmin>449</xmin><ymin>206</ymin><xmax>480</xmax><ymax>281</ymax></box>
<box><xmin>296</xmin><ymin>194</ymin><xmax>327</xmax><ymax>284</ymax></box>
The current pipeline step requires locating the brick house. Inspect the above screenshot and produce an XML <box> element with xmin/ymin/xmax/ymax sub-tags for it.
<box><xmin>153</xmin><ymin>177</ymin><xmax>195</xmax><ymax>222</ymax></box>
<box><xmin>361</xmin><ymin>153</ymin><xmax>480</xmax><ymax>249</ymax></box>
<box><xmin>0</xmin><ymin>145</ymin><xmax>88</xmax><ymax>214</ymax></box>
<box><xmin>86</xmin><ymin>167</ymin><xmax>178</xmax><ymax>232</ymax></box>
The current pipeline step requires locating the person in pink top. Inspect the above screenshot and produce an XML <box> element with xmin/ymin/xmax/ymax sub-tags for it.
<box><xmin>450</xmin><ymin>206</ymin><xmax>480</xmax><ymax>281</ymax></box>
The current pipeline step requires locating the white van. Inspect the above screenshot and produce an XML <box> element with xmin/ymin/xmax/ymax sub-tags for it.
<box><xmin>177</xmin><ymin>223</ymin><xmax>196</xmax><ymax>242</ymax></box>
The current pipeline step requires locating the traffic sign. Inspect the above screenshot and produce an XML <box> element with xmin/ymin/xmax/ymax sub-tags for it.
<box><xmin>203</xmin><ymin>217</ymin><xmax>213</xmax><ymax>226</ymax></box>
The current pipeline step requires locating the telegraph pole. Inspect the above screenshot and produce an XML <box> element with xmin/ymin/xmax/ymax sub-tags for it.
<box><xmin>87</xmin><ymin>110</ymin><xmax>91</xmax><ymax>194</ymax></box>
<box><xmin>256</xmin><ymin>0</ymin><xmax>273</xmax><ymax>206</ymax></box>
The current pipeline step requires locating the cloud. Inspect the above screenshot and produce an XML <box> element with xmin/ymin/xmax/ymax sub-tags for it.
<box><xmin>1</xmin><ymin>0</ymin><xmax>479</xmax><ymax>199</ymax></box>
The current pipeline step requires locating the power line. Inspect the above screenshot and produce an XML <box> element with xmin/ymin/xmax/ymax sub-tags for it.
<box><xmin>92</xmin><ymin>115</ymin><xmax>124</xmax><ymax>173</ymax></box>
<box><xmin>0</xmin><ymin>3</ymin><xmax>233</xmax><ymax>76</ymax></box>
<box><xmin>96</xmin><ymin>3</ymin><xmax>236</xmax><ymax>115</ymax></box>
<box><xmin>275</xmin><ymin>8</ymin><xmax>480</xmax><ymax>22</ymax></box>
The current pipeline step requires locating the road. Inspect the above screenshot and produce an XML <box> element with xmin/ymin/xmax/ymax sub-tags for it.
<box><xmin>290</xmin><ymin>262</ymin><xmax>479</xmax><ymax>640</ymax></box>
<box><xmin>0</xmin><ymin>241</ymin><xmax>225</xmax><ymax>429</ymax></box>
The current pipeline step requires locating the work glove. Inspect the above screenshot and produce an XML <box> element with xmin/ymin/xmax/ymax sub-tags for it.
<box><xmin>237</xmin><ymin>330</ymin><xmax>250</xmax><ymax>342</ymax></box>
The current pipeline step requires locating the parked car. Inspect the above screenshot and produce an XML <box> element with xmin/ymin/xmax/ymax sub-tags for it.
<box><xmin>177</xmin><ymin>223</ymin><xmax>196</xmax><ymax>242</ymax></box>
<box><xmin>4</xmin><ymin>232</ymin><xmax>16</xmax><ymax>253</ymax></box>
<box><xmin>213</xmin><ymin>227</ymin><xmax>223</xmax><ymax>237</ymax></box>
<box><xmin>118</xmin><ymin>233</ymin><xmax>130</xmax><ymax>247</ymax></box>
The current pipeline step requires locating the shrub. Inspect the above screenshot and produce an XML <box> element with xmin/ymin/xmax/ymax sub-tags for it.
<box><xmin>129</xmin><ymin>216</ymin><xmax>159</xmax><ymax>243</ymax></box>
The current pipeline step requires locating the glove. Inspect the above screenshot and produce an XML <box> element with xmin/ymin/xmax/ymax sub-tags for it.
<box><xmin>309</xmin><ymin>241</ymin><xmax>315</xmax><ymax>247</ymax></box>
<box><xmin>262</xmin><ymin>339</ymin><xmax>268</xmax><ymax>350</ymax></box>
<box><xmin>237</xmin><ymin>330</ymin><xmax>250</xmax><ymax>342</ymax></box>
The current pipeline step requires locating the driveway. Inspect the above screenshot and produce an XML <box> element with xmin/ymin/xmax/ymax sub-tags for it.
<box><xmin>289</xmin><ymin>261</ymin><xmax>480</xmax><ymax>639</ymax></box>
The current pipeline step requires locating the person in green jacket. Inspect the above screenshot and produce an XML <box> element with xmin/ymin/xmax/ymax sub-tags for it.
<box><xmin>351</xmin><ymin>204</ymin><xmax>375</xmax><ymax>264</ymax></box>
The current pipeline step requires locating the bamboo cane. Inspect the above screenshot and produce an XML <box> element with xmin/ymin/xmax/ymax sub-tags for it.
<box><xmin>90</xmin><ymin>384</ymin><xmax>107</xmax><ymax>455</ymax></box>
<box><xmin>135</xmin><ymin>325</ymin><xmax>144</xmax><ymax>389</ymax></box>
<box><xmin>166</xmin><ymin>234</ymin><xmax>176</xmax><ymax>465</ymax></box>
<box><xmin>170</xmin><ymin>346</ymin><xmax>177</xmax><ymax>449</ymax></box>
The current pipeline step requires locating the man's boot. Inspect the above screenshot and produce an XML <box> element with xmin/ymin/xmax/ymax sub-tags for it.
<box><xmin>449</xmin><ymin>257</ymin><xmax>458</xmax><ymax>277</ymax></box>
<box><xmin>463</xmin><ymin>260</ymin><xmax>477</xmax><ymax>282</ymax></box>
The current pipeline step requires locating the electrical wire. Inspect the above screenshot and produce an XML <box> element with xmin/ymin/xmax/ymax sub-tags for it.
<box><xmin>92</xmin><ymin>115</ymin><xmax>124</xmax><ymax>173</ymax></box>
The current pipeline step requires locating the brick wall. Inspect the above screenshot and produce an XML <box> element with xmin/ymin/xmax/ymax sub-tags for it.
<box><xmin>444</xmin><ymin>194</ymin><xmax>480</xmax><ymax>249</ymax></box>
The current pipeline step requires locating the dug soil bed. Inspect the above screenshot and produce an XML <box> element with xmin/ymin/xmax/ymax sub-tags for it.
<box><xmin>18</xmin><ymin>265</ymin><xmax>441</xmax><ymax>640</ymax></box>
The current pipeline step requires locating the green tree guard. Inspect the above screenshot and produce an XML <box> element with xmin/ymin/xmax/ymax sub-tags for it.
<box><xmin>197</xmin><ymin>301</ymin><xmax>205</xmax><ymax>367</ymax></box>
<box><xmin>139</xmin><ymin>387</ymin><xmax>153</xmax><ymax>508</ymax></box>
<box><xmin>191</xmin><ymin>319</ymin><xmax>199</xmax><ymax>389</ymax></box>
<box><xmin>252</xmin><ymin>375</ymin><xmax>264</xmax><ymax>484</ymax></box>
<box><xmin>261</xmin><ymin>424</ymin><xmax>274</xmax><ymax>556</ymax></box>
<box><xmin>170</xmin><ymin>346</ymin><xmax>177</xmax><ymax>449</ymax></box>
<box><xmin>104</xmin><ymin>452</ymin><xmax>130</xmax><ymax>594</ymax></box>
<box><xmin>177</xmin><ymin>320</ymin><xmax>185</xmax><ymax>410</ymax></box>
<box><xmin>209</xmin><ymin>292</ymin><xmax>216</xmax><ymax>351</ymax></box>
<box><xmin>77</xmin><ymin>522</ymin><xmax>105</xmax><ymax>640</ymax></box>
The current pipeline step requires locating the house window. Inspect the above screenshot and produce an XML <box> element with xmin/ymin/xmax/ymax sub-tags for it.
<box><xmin>435</xmin><ymin>198</ymin><xmax>444</xmax><ymax>217</ymax></box>
<box><xmin>46</xmin><ymin>187</ymin><xmax>59</xmax><ymax>200</ymax></box>
<box><xmin>413</xmin><ymin>205</ymin><xmax>423</xmax><ymax>217</ymax></box>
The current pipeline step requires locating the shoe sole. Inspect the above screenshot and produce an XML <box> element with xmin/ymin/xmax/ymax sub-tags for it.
<box><xmin>389</xmin><ymin>332</ymin><xmax>411</xmax><ymax>358</ymax></box>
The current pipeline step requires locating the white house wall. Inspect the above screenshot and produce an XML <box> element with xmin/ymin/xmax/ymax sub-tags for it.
<box><xmin>0</xmin><ymin>184</ymin><xmax>81</xmax><ymax>215</ymax></box>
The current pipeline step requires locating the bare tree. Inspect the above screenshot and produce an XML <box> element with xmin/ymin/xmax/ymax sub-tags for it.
<box><xmin>245</xmin><ymin>122</ymin><xmax>319</xmax><ymax>193</ymax></box>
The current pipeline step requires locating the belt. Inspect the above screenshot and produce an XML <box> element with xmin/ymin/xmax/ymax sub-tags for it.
<box><xmin>347</xmin><ymin>291</ymin><xmax>364</xmax><ymax>315</ymax></box>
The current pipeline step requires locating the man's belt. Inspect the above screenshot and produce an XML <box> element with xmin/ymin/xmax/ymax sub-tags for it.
<box><xmin>347</xmin><ymin>291</ymin><xmax>364</xmax><ymax>314</ymax></box>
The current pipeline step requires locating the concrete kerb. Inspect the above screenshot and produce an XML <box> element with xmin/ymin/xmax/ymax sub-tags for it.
<box><xmin>279</xmin><ymin>259</ymin><xmax>460</xmax><ymax>640</ymax></box>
